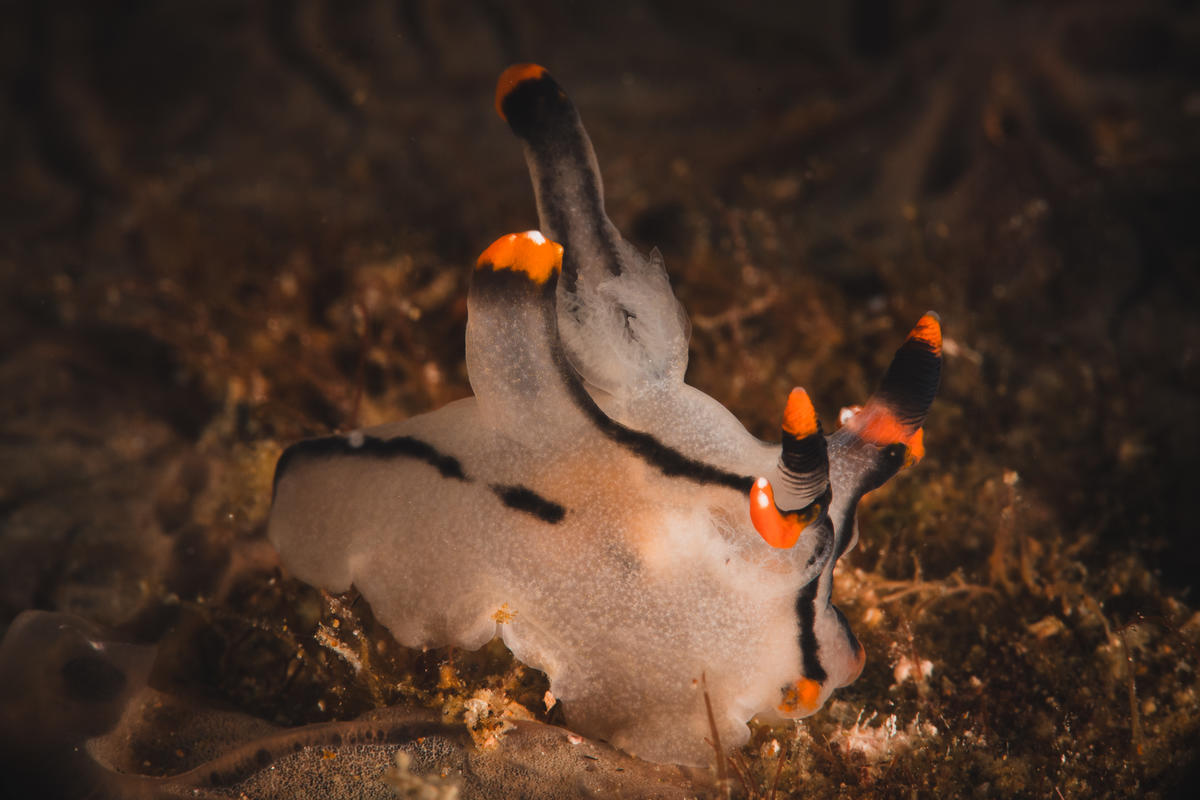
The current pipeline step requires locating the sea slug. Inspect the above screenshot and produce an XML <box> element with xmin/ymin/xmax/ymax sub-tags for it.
<box><xmin>268</xmin><ymin>64</ymin><xmax>941</xmax><ymax>765</ymax></box>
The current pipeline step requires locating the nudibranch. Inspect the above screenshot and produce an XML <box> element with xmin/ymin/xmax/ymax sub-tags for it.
<box><xmin>268</xmin><ymin>64</ymin><xmax>941</xmax><ymax>765</ymax></box>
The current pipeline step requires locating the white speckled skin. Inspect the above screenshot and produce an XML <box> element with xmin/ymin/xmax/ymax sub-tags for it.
<box><xmin>268</xmin><ymin>66</ymin><xmax>940</xmax><ymax>765</ymax></box>
<box><xmin>272</xmin><ymin>420</ymin><xmax>821</xmax><ymax>765</ymax></box>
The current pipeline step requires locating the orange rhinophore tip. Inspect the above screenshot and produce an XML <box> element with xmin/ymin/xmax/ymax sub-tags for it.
<box><xmin>845</xmin><ymin>311</ymin><xmax>942</xmax><ymax>455</ymax></box>
<box><xmin>750</xmin><ymin>477</ymin><xmax>810</xmax><ymax>549</ymax></box>
<box><xmin>495</xmin><ymin>63</ymin><xmax>548</xmax><ymax>120</ymax></box>
<box><xmin>782</xmin><ymin>387</ymin><xmax>819</xmax><ymax>438</ymax></box>
<box><xmin>476</xmin><ymin>231</ymin><xmax>563</xmax><ymax>285</ymax></box>
<box><xmin>778</xmin><ymin>677</ymin><xmax>823</xmax><ymax>715</ymax></box>
<box><xmin>908</xmin><ymin>312</ymin><xmax>942</xmax><ymax>355</ymax></box>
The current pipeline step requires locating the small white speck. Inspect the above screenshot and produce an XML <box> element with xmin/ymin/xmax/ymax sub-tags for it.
<box><xmin>524</xmin><ymin>230</ymin><xmax>547</xmax><ymax>245</ymax></box>
<box><xmin>756</xmin><ymin>493</ymin><xmax>771</xmax><ymax>509</ymax></box>
<box><xmin>348</xmin><ymin>431</ymin><xmax>365</xmax><ymax>448</ymax></box>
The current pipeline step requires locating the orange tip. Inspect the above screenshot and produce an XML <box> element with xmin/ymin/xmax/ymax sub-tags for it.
<box><xmin>749</xmin><ymin>477</ymin><xmax>813</xmax><ymax>549</ymax></box>
<box><xmin>495</xmin><ymin>63</ymin><xmax>548</xmax><ymax>120</ymax></box>
<box><xmin>843</xmin><ymin>403</ymin><xmax>925</xmax><ymax>465</ymax></box>
<box><xmin>778</xmin><ymin>677</ymin><xmax>823</xmax><ymax>715</ymax></box>
<box><xmin>476</xmin><ymin>231</ymin><xmax>563</xmax><ymax>285</ymax></box>
<box><xmin>908</xmin><ymin>312</ymin><xmax>942</xmax><ymax>355</ymax></box>
<box><xmin>782</xmin><ymin>387</ymin><xmax>819</xmax><ymax>438</ymax></box>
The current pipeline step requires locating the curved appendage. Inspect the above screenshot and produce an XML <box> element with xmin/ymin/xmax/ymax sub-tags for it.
<box><xmin>497</xmin><ymin>63</ymin><xmax>777</xmax><ymax>481</ymax></box>
<box><xmin>840</xmin><ymin>313</ymin><xmax>941</xmax><ymax>456</ymax></box>
<box><xmin>828</xmin><ymin>311</ymin><xmax>943</xmax><ymax>546</ymax></box>
<box><xmin>494</xmin><ymin>65</ymin><xmax>611</xmax><ymax>287</ymax></box>
<box><xmin>750</xmin><ymin>388</ymin><xmax>831</xmax><ymax>549</ymax></box>
<box><xmin>778</xmin><ymin>388</ymin><xmax>832</xmax><ymax>502</ymax></box>
<box><xmin>750</xmin><ymin>478</ymin><xmax>807</xmax><ymax>549</ymax></box>
<box><xmin>776</xmin><ymin>313</ymin><xmax>942</xmax><ymax>718</ymax></box>
<box><xmin>496</xmin><ymin>64</ymin><xmax>690</xmax><ymax>397</ymax></box>
<box><xmin>466</xmin><ymin>231</ymin><xmax>571</xmax><ymax>432</ymax></box>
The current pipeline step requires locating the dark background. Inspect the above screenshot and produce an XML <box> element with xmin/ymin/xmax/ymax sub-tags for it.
<box><xmin>1</xmin><ymin>1</ymin><xmax>1198</xmax><ymax>797</ymax></box>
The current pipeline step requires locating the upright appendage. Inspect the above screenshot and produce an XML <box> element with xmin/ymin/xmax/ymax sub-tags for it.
<box><xmin>477</xmin><ymin>229</ymin><xmax>563</xmax><ymax>285</ymax></box>
<box><xmin>494</xmin><ymin>63</ymin><xmax>615</xmax><ymax>286</ymax></box>
<box><xmin>495</xmin><ymin>63</ymin><xmax>690</xmax><ymax>397</ymax></box>
<box><xmin>841</xmin><ymin>313</ymin><xmax>942</xmax><ymax>466</ymax></box>
<box><xmin>465</xmin><ymin>231</ymin><xmax>576</xmax><ymax>434</ymax></box>
<box><xmin>773</xmin><ymin>314</ymin><xmax>943</xmax><ymax>719</ymax></box>
<box><xmin>830</xmin><ymin>312</ymin><xmax>943</xmax><ymax>529</ymax></box>
<box><xmin>750</xmin><ymin>388</ymin><xmax>831</xmax><ymax>549</ymax></box>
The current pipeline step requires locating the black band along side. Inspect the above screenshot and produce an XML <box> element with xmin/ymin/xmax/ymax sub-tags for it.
<box><xmin>273</xmin><ymin>434</ymin><xmax>468</xmax><ymax>495</ymax></box>
<box><xmin>491</xmin><ymin>484</ymin><xmax>567</xmax><ymax>524</ymax></box>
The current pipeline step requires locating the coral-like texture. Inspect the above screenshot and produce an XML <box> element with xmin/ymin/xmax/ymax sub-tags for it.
<box><xmin>268</xmin><ymin>66</ymin><xmax>940</xmax><ymax>765</ymax></box>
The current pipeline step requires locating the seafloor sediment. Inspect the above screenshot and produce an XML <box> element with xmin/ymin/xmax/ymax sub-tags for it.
<box><xmin>1</xmin><ymin>1</ymin><xmax>1197</xmax><ymax>797</ymax></box>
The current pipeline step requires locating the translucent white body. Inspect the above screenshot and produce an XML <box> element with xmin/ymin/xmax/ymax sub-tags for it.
<box><xmin>271</xmin><ymin>252</ymin><xmax>835</xmax><ymax>764</ymax></box>
<box><xmin>269</xmin><ymin>65</ymin><xmax>939</xmax><ymax>766</ymax></box>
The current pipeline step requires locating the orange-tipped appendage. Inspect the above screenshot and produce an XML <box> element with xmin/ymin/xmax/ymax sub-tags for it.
<box><xmin>495</xmin><ymin>63</ymin><xmax>548</xmax><ymax>120</ymax></box>
<box><xmin>476</xmin><ymin>231</ymin><xmax>563</xmax><ymax>284</ymax></box>
<box><xmin>749</xmin><ymin>477</ymin><xmax>805</xmax><ymax>549</ymax></box>
<box><xmin>840</xmin><ymin>313</ymin><xmax>941</xmax><ymax>453</ymax></box>
<box><xmin>845</xmin><ymin>403</ymin><xmax>914</xmax><ymax>448</ymax></box>
<box><xmin>842</xmin><ymin>404</ymin><xmax>928</xmax><ymax>468</ymax></box>
<box><xmin>778</xmin><ymin>677</ymin><xmax>823</xmax><ymax>715</ymax></box>
<box><xmin>782</xmin><ymin>387</ymin><xmax>819</xmax><ymax>438</ymax></box>
<box><xmin>908</xmin><ymin>312</ymin><xmax>943</xmax><ymax>355</ymax></box>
